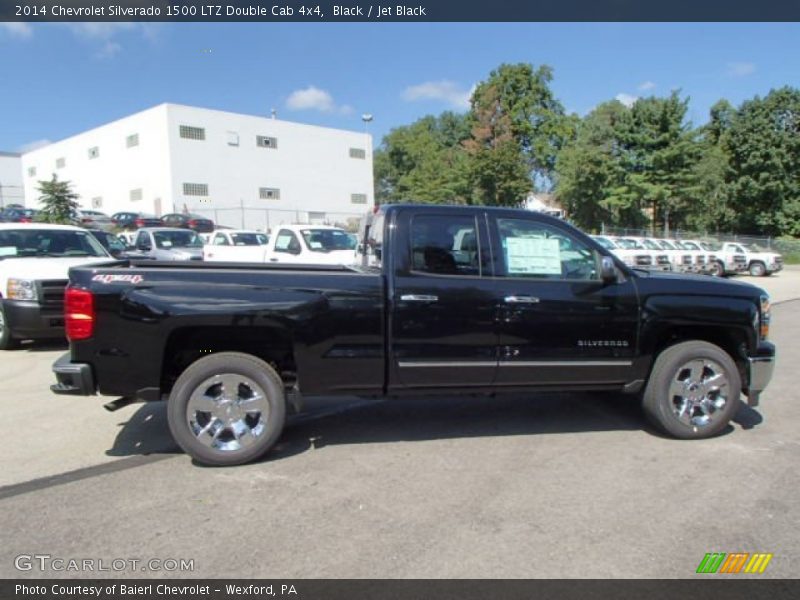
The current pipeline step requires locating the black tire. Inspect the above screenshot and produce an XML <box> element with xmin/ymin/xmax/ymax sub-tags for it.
<box><xmin>642</xmin><ymin>341</ymin><xmax>741</xmax><ymax>439</ymax></box>
<box><xmin>167</xmin><ymin>352</ymin><xmax>286</xmax><ymax>466</ymax></box>
<box><xmin>0</xmin><ymin>303</ymin><xmax>20</xmax><ymax>350</ymax></box>
<box><xmin>709</xmin><ymin>261</ymin><xmax>724</xmax><ymax>278</ymax></box>
<box><xmin>749</xmin><ymin>261</ymin><xmax>766</xmax><ymax>277</ymax></box>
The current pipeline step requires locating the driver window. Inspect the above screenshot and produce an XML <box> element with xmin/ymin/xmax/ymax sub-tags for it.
<box><xmin>496</xmin><ymin>218</ymin><xmax>599</xmax><ymax>280</ymax></box>
<box><xmin>136</xmin><ymin>231</ymin><xmax>151</xmax><ymax>250</ymax></box>
<box><xmin>274</xmin><ymin>230</ymin><xmax>301</xmax><ymax>254</ymax></box>
<box><xmin>213</xmin><ymin>234</ymin><xmax>229</xmax><ymax>246</ymax></box>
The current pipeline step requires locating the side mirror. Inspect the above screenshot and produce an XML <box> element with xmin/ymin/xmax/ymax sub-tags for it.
<box><xmin>600</xmin><ymin>255</ymin><xmax>617</xmax><ymax>284</ymax></box>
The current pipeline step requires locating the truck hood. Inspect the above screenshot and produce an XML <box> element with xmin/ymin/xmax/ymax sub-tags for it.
<box><xmin>635</xmin><ymin>268</ymin><xmax>766</xmax><ymax>299</ymax></box>
<box><xmin>0</xmin><ymin>256</ymin><xmax>114</xmax><ymax>290</ymax></box>
<box><xmin>302</xmin><ymin>250</ymin><xmax>356</xmax><ymax>265</ymax></box>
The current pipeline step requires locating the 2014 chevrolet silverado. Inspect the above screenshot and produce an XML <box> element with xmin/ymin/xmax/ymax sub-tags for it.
<box><xmin>51</xmin><ymin>205</ymin><xmax>776</xmax><ymax>466</ymax></box>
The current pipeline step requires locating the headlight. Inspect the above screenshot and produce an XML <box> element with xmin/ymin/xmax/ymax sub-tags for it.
<box><xmin>7</xmin><ymin>278</ymin><xmax>38</xmax><ymax>301</ymax></box>
<box><xmin>759</xmin><ymin>294</ymin><xmax>771</xmax><ymax>341</ymax></box>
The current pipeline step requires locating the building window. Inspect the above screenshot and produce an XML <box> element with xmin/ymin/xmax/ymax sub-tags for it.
<box><xmin>179</xmin><ymin>125</ymin><xmax>206</xmax><ymax>141</ymax></box>
<box><xmin>88</xmin><ymin>146</ymin><xmax>99</xmax><ymax>159</ymax></box>
<box><xmin>351</xmin><ymin>193</ymin><xmax>368</xmax><ymax>204</ymax></box>
<box><xmin>349</xmin><ymin>148</ymin><xmax>366</xmax><ymax>159</ymax></box>
<box><xmin>92</xmin><ymin>197</ymin><xmax>103</xmax><ymax>208</ymax></box>
<box><xmin>27</xmin><ymin>167</ymin><xmax>36</xmax><ymax>177</ymax></box>
<box><xmin>55</xmin><ymin>158</ymin><xmax>65</xmax><ymax>169</ymax></box>
<box><xmin>259</xmin><ymin>187</ymin><xmax>280</xmax><ymax>200</ymax></box>
<box><xmin>183</xmin><ymin>183</ymin><xmax>209</xmax><ymax>196</ymax></box>
<box><xmin>130</xmin><ymin>189</ymin><xmax>143</xmax><ymax>202</ymax></box>
<box><xmin>126</xmin><ymin>134</ymin><xmax>139</xmax><ymax>148</ymax></box>
<box><xmin>227</xmin><ymin>131</ymin><xmax>239</xmax><ymax>146</ymax></box>
<box><xmin>256</xmin><ymin>135</ymin><xmax>278</xmax><ymax>149</ymax></box>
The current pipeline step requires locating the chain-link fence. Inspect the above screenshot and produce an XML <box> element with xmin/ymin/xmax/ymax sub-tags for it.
<box><xmin>188</xmin><ymin>206</ymin><xmax>365</xmax><ymax>233</ymax></box>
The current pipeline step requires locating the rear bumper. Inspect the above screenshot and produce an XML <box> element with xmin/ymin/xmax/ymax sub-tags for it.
<box><xmin>51</xmin><ymin>352</ymin><xmax>96</xmax><ymax>395</ymax></box>
<box><xmin>2</xmin><ymin>299</ymin><xmax>64</xmax><ymax>340</ymax></box>
<box><xmin>746</xmin><ymin>342</ymin><xmax>776</xmax><ymax>406</ymax></box>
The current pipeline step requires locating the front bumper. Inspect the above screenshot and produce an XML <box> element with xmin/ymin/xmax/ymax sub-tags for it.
<box><xmin>745</xmin><ymin>342</ymin><xmax>776</xmax><ymax>406</ymax></box>
<box><xmin>51</xmin><ymin>352</ymin><xmax>96</xmax><ymax>395</ymax></box>
<box><xmin>2</xmin><ymin>299</ymin><xmax>64</xmax><ymax>340</ymax></box>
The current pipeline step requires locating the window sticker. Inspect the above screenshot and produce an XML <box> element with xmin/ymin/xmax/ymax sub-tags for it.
<box><xmin>0</xmin><ymin>246</ymin><xmax>18</xmax><ymax>257</ymax></box>
<box><xmin>505</xmin><ymin>237</ymin><xmax>562</xmax><ymax>275</ymax></box>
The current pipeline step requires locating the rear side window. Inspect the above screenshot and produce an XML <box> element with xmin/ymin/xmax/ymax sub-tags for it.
<box><xmin>410</xmin><ymin>215</ymin><xmax>482</xmax><ymax>277</ymax></box>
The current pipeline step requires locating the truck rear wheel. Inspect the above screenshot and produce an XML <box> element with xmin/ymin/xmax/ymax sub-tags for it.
<box><xmin>167</xmin><ymin>352</ymin><xmax>286</xmax><ymax>466</ymax></box>
<box><xmin>642</xmin><ymin>341</ymin><xmax>741</xmax><ymax>439</ymax></box>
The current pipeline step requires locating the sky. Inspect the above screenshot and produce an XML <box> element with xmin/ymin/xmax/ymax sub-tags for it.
<box><xmin>0</xmin><ymin>22</ymin><xmax>798</xmax><ymax>153</ymax></box>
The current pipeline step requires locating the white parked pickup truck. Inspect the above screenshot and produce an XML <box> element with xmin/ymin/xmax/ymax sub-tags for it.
<box><xmin>265</xmin><ymin>224</ymin><xmax>357</xmax><ymax>265</ymax></box>
<box><xmin>203</xmin><ymin>230</ymin><xmax>269</xmax><ymax>263</ymax></box>
<box><xmin>720</xmin><ymin>242</ymin><xmax>784</xmax><ymax>277</ymax></box>
<box><xmin>0</xmin><ymin>223</ymin><xmax>113</xmax><ymax>349</ymax></box>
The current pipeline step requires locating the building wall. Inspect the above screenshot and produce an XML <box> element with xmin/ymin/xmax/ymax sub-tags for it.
<box><xmin>20</xmin><ymin>103</ymin><xmax>374</xmax><ymax>231</ymax></box>
<box><xmin>20</xmin><ymin>105</ymin><xmax>172</xmax><ymax>217</ymax></box>
<box><xmin>164</xmin><ymin>104</ymin><xmax>373</xmax><ymax>230</ymax></box>
<box><xmin>0</xmin><ymin>152</ymin><xmax>25</xmax><ymax>208</ymax></box>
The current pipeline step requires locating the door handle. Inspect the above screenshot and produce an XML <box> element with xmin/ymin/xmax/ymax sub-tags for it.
<box><xmin>400</xmin><ymin>294</ymin><xmax>439</xmax><ymax>302</ymax></box>
<box><xmin>269</xmin><ymin>258</ymin><xmax>279</xmax><ymax>262</ymax></box>
<box><xmin>504</xmin><ymin>295</ymin><xmax>540</xmax><ymax>304</ymax></box>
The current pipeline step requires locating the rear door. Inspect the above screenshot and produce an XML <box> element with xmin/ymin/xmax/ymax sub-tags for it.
<box><xmin>389</xmin><ymin>209</ymin><xmax>499</xmax><ymax>389</ymax></box>
<box><xmin>487</xmin><ymin>214</ymin><xmax>639</xmax><ymax>387</ymax></box>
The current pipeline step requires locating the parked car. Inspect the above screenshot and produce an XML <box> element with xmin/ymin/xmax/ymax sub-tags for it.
<box><xmin>652</xmin><ymin>238</ymin><xmax>694</xmax><ymax>273</ymax></box>
<box><xmin>0</xmin><ymin>223</ymin><xmax>113</xmax><ymax>349</ymax></box>
<box><xmin>203</xmin><ymin>230</ymin><xmax>269</xmax><ymax>262</ymax></box>
<box><xmin>264</xmin><ymin>224</ymin><xmax>357</xmax><ymax>265</ymax></box>
<box><xmin>126</xmin><ymin>227</ymin><xmax>204</xmax><ymax>261</ymax></box>
<box><xmin>51</xmin><ymin>204</ymin><xmax>775</xmax><ymax>466</ymax></box>
<box><xmin>85</xmin><ymin>229</ymin><xmax>130</xmax><ymax>258</ymax></box>
<box><xmin>606</xmin><ymin>237</ymin><xmax>662</xmax><ymax>271</ymax></box>
<box><xmin>111</xmin><ymin>212</ymin><xmax>162</xmax><ymax>231</ymax></box>
<box><xmin>721</xmin><ymin>242</ymin><xmax>783</xmax><ymax>277</ymax></box>
<box><xmin>75</xmin><ymin>209</ymin><xmax>115</xmax><ymax>232</ymax></box>
<box><xmin>697</xmin><ymin>241</ymin><xmax>747</xmax><ymax>277</ymax></box>
<box><xmin>0</xmin><ymin>207</ymin><xmax>39</xmax><ymax>223</ymax></box>
<box><xmin>160</xmin><ymin>213</ymin><xmax>215</xmax><ymax>233</ymax></box>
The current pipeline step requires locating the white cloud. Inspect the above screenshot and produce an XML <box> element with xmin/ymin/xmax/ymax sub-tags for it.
<box><xmin>17</xmin><ymin>139</ymin><xmax>52</xmax><ymax>154</ymax></box>
<box><xmin>402</xmin><ymin>80</ymin><xmax>472</xmax><ymax>110</ymax></box>
<box><xmin>0</xmin><ymin>22</ymin><xmax>34</xmax><ymax>38</ymax></box>
<box><xmin>286</xmin><ymin>86</ymin><xmax>348</xmax><ymax>113</ymax></box>
<box><xmin>615</xmin><ymin>93</ymin><xmax>638</xmax><ymax>108</ymax></box>
<box><xmin>95</xmin><ymin>40</ymin><xmax>122</xmax><ymax>60</ymax></box>
<box><xmin>637</xmin><ymin>81</ymin><xmax>656</xmax><ymax>91</ymax></box>
<box><xmin>726</xmin><ymin>62</ymin><xmax>756</xmax><ymax>77</ymax></box>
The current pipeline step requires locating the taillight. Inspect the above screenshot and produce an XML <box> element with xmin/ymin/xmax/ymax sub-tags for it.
<box><xmin>188</xmin><ymin>219</ymin><xmax>198</xmax><ymax>227</ymax></box>
<box><xmin>20</xmin><ymin>217</ymin><xmax>32</xmax><ymax>223</ymax></box>
<box><xmin>65</xmin><ymin>288</ymin><xmax>95</xmax><ymax>340</ymax></box>
<box><xmin>135</xmin><ymin>218</ymin><xmax>144</xmax><ymax>227</ymax></box>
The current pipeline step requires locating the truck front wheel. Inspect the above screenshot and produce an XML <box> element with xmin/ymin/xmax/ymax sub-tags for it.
<box><xmin>642</xmin><ymin>341</ymin><xmax>741</xmax><ymax>439</ymax></box>
<box><xmin>167</xmin><ymin>352</ymin><xmax>286</xmax><ymax>466</ymax></box>
<box><xmin>0</xmin><ymin>304</ymin><xmax>20</xmax><ymax>350</ymax></box>
<box><xmin>749</xmin><ymin>261</ymin><xmax>767</xmax><ymax>277</ymax></box>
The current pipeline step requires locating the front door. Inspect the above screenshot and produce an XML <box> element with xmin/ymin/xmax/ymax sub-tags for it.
<box><xmin>488</xmin><ymin>215</ymin><xmax>639</xmax><ymax>387</ymax></box>
<box><xmin>390</xmin><ymin>210</ymin><xmax>499</xmax><ymax>389</ymax></box>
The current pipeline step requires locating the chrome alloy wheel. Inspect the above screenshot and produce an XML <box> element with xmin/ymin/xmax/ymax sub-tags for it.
<box><xmin>186</xmin><ymin>373</ymin><xmax>271</xmax><ymax>452</ymax></box>
<box><xmin>668</xmin><ymin>359</ymin><xmax>729</xmax><ymax>428</ymax></box>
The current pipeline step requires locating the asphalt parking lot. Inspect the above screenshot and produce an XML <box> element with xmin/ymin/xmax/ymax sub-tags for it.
<box><xmin>1</xmin><ymin>269</ymin><xmax>798</xmax><ymax>579</ymax></box>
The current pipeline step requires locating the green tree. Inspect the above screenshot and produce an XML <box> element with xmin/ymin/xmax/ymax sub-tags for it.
<box><xmin>555</xmin><ymin>100</ymin><xmax>635</xmax><ymax>230</ymax></box>
<box><xmin>723</xmin><ymin>87</ymin><xmax>800</xmax><ymax>236</ymax></box>
<box><xmin>465</xmin><ymin>63</ymin><xmax>572</xmax><ymax>204</ymax></box>
<box><xmin>613</xmin><ymin>92</ymin><xmax>700</xmax><ymax>233</ymax></box>
<box><xmin>36</xmin><ymin>175</ymin><xmax>79</xmax><ymax>224</ymax></box>
<box><xmin>374</xmin><ymin>112</ymin><xmax>471</xmax><ymax>204</ymax></box>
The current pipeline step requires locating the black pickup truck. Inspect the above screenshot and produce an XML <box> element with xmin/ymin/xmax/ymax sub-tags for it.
<box><xmin>52</xmin><ymin>204</ymin><xmax>776</xmax><ymax>466</ymax></box>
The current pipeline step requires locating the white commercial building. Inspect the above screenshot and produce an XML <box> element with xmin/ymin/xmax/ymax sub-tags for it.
<box><xmin>0</xmin><ymin>151</ymin><xmax>25</xmax><ymax>209</ymax></box>
<box><xmin>20</xmin><ymin>103</ymin><xmax>374</xmax><ymax>231</ymax></box>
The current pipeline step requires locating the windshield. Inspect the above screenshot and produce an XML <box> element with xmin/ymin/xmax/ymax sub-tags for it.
<box><xmin>594</xmin><ymin>236</ymin><xmax>616</xmax><ymax>249</ymax></box>
<box><xmin>300</xmin><ymin>229</ymin><xmax>357</xmax><ymax>252</ymax></box>
<box><xmin>0</xmin><ymin>228</ymin><xmax>108</xmax><ymax>258</ymax></box>
<box><xmin>642</xmin><ymin>239</ymin><xmax>661</xmax><ymax>250</ymax></box>
<box><xmin>615</xmin><ymin>238</ymin><xmax>644</xmax><ymax>250</ymax></box>
<box><xmin>658</xmin><ymin>240</ymin><xmax>676</xmax><ymax>250</ymax></box>
<box><xmin>700</xmin><ymin>242</ymin><xmax>720</xmax><ymax>251</ymax></box>
<box><xmin>256</xmin><ymin>233</ymin><xmax>268</xmax><ymax>245</ymax></box>
<box><xmin>680</xmin><ymin>241</ymin><xmax>700</xmax><ymax>250</ymax></box>
<box><xmin>153</xmin><ymin>230</ymin><xmax>203</xmax><ymax>249</ymax></box>
<box><xmin>231</xmin><ymin>233</ymin><xmax>262</xmax><ymax>246</ymax></box>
